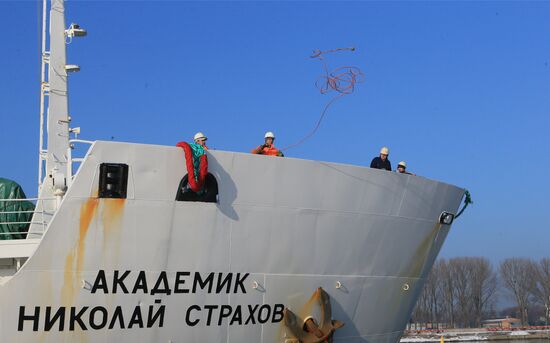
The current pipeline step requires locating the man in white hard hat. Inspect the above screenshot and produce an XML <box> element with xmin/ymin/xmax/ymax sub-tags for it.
<box><xmin>251</xmin><ymin>131</ymin><xmax>284</xmax><ymax>157</ymax></box>
<box><xmin>396</xmin><ymin>161</ymin><xmax>415</xmax><ymax>175</ymax></box>
<box><xmin>193</xmin><ymin>132</ymin><xmax>208</xmax><ymax>150</ymax></box>
<box><xmin>370</xmin><ymin>146</ymin><xmax>391</xmax><ymax>171</ymax></box>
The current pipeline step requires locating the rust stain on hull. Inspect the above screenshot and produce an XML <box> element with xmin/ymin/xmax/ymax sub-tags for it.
<box><xmin>101</xmin><ymin>198</ymin><xmax>126</xmax><ymax>311</ymax></box>
<box><xmin>61</xmin><ymin>198</ymin><xmax>99</xmax><ymax>307</ymax></box>
<box><xmin>101</xmin><ymin>198</ymin><xmax>125</xmax><ymax>247</ymax></box>
<box><xmin>76</xmin><ymin>198</ymin><xmax>99</xmax><ymax>279</ymax></box>
<box><xmin>59</xmin><ymin>197</ymin><xmax>126</xmax><ymax>313</ymax></box>
<box><xmin>61</xmin><ymin>250</ymin><xmax>76</xmax><ymax>306</ymax></box>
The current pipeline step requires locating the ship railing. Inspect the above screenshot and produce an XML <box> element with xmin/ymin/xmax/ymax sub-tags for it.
<box><xmin>67</xmin><ymin>139</ymin><xmax>94</xmax><ymax>187</ymax></box>
<box><xmin>0</xmin><ymin>197</ymin><xmax>56</xmax><ymax>239</ymax></box>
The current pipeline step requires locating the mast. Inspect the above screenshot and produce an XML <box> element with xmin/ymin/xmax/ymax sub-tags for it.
<box><xmin>31</xmin><ymin>0</ymin><xmax>85</xmax><ymax>237</ymax></box>
<box><xmin>43</xmin><ymin>0</ymin><xmax>70</xmax><ymax>199</ymax></box>
<box><xmin>37</xmin><ymin>0</ymin><xmax>85</xmax><ymax>201</ymax></box>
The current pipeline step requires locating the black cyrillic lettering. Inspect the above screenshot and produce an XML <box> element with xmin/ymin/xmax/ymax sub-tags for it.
<box><xmin>244</xmin><ymin>304</ymin><xmax>258</xmax><ymax>325</ymax></box>
<box><xmin>272</xmin><ymin>304</ymin><xmax>285</xmax><ymax>323</ymax></box>
<box><xmin>151</xmin><ymin>272</ymin><xmax>172</xmax><ymax>295</ymax></box>
<box><xmin>132</xmin><ymin>271</ymin><xmax>148</xmax><ymax>294</ymax></box>
<box><xmin>204</xmin><ymin>305</ymin><xmax>217</xmax><ymax>326</ymax></box>
<box><xmin>218</xmin><ymin>305</ymin><xmax>232</xmax><ymax>325</ymax></box>
<box><xmin>229</xmin><ymin>305</ymin><xmax>243</xmax><ymax>325</ymax></box>
<box><xmin>113</xmin><ymin>270</ymin><xmax>130</xmax><ymax>294</ymax></box>
<box><xmin>45</xmin><ymin>306</ymin><xmax>65</xmax><ymax>331</ymax></box>
<box><xmin>108</xmin><ymin>306</ymin><xmax>125</xmax><ymax>329</ymax></box>
<box><xmin>69</xmin><ymin>307</ymin><xmax>88</xmax><ymax>331</ymax></box>
<box><xmin>233</xmin><ymin>273</ymin><xmax>249</xmax><ymax>293</ymax></box>
<box><xmin>185</xmin><ymin>305</ymin><xmax>201</xmax><ymax>326</ymax></box>
<box><xmin>91</xmin><ymin>270</ymin><xmax>108</xmax><ymax>294</ymax></box>
<box><xmin>147</xmin><ymin>302</ymin><xmax>165</xmax><ymax>328</ymax></box>
<box><xmin>18</xmin><ymin>306</ymin><xmax>40</xmax><ymax>331</ymax></box>
<box><xmin>215</xmin><ymin>273</ymin><xmax>232</xmax><ymax>294</ymax></box>
<box><xmin>89</xmin><ymin>306</ymin><xmax>108</xmax><ymax>330</ymax></box>
<box><xmin>258</xmin><ymin>304</ymin><xmax>271</xmax><ymax>324</ymax></box>
<box><xmin>174</xmin><ymin>272</ymin><xmax>190</xmax><ymax>294</ymax></box>
<box><xmin>192</xmin><ymin>272</ymin><xmax>214</xmax><ymax>293</ymax></box>
<box><xmin>128</xmin><ymin>306</ymin><xmax>144</xmax><ymax>329</ymax></box>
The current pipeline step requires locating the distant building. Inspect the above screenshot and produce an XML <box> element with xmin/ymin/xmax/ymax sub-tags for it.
<box><xmin>406</xmin><ymin>322</ymin><xmax>449</xmax><ymax>331</ymax></box>
<box><xmin>482</xmin><ymin>317</ymin><xmax>521</xmax><ymax>329</ymax></box>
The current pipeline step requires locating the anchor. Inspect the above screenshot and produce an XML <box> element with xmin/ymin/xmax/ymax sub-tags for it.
<box><xmin>283</xmin><ymin>287</ymin><xmax>344</xmax><ymax>343</ymax></box>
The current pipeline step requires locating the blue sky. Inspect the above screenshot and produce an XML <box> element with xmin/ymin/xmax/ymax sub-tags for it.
<box><xmin>1</xmin><ymin>1</ymin><xmax>549</xmax><ymax>263</ymax></box>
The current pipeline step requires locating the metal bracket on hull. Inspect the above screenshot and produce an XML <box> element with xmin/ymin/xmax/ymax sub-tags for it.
<box><xmin>282</xmin><ymin>287</ymin><xmax>344</xmax><ymax>343</ymax></box>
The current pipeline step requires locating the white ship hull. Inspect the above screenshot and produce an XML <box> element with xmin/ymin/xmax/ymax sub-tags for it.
<box><xmin>0</xmin><ymin>141</ymin><xmax>464</xmax><ymax>342</ymax></box>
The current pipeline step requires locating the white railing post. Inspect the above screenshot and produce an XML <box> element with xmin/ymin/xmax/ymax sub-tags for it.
<box><xmin>66</xmin><ymin>145</ymin><xmax>73</xmax><ymax>188</ymax></box>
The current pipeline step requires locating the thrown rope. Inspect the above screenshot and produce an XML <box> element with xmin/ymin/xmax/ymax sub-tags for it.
<box><xmin>310</xmin><ymin>46</ymin><xmax>356</xmax><ymax>59</ymax></box>
<box><xmin>282</xmin><ymin>47</ymin><xmax>364</xmax><ymax>151</ymax></box>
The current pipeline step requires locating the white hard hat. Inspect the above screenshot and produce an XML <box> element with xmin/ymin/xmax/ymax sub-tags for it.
<box><xmin>398</xmin><ymin>161</ymin><xmax>407</xmax><ymax>168</ymax></box>
<box><xmin>380</xmin><ymin>146</ymin><xmax>389</xmax><ymax>155</ymax></box>
<box><xmin>264</xmin><ymin>131</ymin><xmax>275</xmax><ymax>139</ymax></box>
<box><xmin>194</xmin><ymin>132</ymin><xmax>207</xmax><ymax>141</ymax></box>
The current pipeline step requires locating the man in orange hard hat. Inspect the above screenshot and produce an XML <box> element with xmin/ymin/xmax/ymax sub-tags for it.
<box><xmin>251</xmin><ymin>131</ymin><xmax>284</xmax><ymax>157</ymax></box>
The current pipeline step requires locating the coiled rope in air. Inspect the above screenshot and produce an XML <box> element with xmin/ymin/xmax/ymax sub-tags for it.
<box><xmin>454</xmin><ymin>190</ymin><xmax>473</xmax><ymax>219</ymax></box>
<box><xmin>282</xmin><ymin>47</ymin><xmax>365</xmax><ymax>151</ymax></box>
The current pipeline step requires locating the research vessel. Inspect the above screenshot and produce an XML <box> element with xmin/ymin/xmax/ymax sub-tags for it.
<box><xmin>0</xmin><ymin>1</ymin><xmax>466</xmax><ymax>342</ymax></box>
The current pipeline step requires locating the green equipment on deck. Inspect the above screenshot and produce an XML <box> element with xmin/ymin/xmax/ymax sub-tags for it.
<box><xmin>0</xmin><ymin>178</ymin><xmax>35</xmax><ymax>240</ymax></box>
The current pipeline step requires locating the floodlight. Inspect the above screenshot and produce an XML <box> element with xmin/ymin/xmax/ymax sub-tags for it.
<box><xmin>65</xmin><ymin>23</ymin><xmax>87</xmax><ymax>38</ymax></box>
<box><xmin>65</xmin><ymin>65</ymin><xmax>81</xmax><ymax>73</ymax></box>
<box><xmin>439</xmin><ymin>211</ymin><xmax>455</xmax><ymax>225</ymax></box>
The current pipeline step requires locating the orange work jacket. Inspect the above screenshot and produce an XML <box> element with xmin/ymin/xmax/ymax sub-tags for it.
<box><xmin>251</xmin><ymin>145</ymin><xmax>283</xmax><ymax>156</ymax></box>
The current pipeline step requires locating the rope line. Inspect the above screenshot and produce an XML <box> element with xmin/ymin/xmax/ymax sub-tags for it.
<box><xmin>282</xmin><ymin>47</ymin><xmax>364</xmax><ymax>151</ymax></box>
<box><xmin>281</xmin><ymin>94</ymin><xmax>345</xmax><ymax>151</ymax></box>
<box><xmin>310</xmin><ymin>47</ymin><xmax>356</xmax><ymax>59</ymax></box>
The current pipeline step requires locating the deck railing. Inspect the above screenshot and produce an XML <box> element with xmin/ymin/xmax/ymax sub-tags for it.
<box><xmin>0</xmin><ymin>197</ymin><xmax>56</xmax><ymax>239</ymax></box>
<box><xmin>67</xmin><ymin>139</ymin><xmax>94</xmax><ymax>187</ymax></box>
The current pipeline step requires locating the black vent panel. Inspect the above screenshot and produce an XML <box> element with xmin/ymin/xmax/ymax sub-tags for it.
<box><xmin>98</xmin><ymin>163</ymin><xmax>129</xmax><ymax>199</ymax></box>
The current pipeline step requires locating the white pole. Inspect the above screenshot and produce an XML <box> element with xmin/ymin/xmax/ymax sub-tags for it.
<box><xmin>37</xmin><ymin>0</ymin><xmax>48</xmax><ymax>194</ymax></box>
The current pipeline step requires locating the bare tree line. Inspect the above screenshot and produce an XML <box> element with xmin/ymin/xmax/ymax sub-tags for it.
<box><xmin>411</xmin><ymin>257</ymin><xmax>550</xmax><ymax>328</ymax></box>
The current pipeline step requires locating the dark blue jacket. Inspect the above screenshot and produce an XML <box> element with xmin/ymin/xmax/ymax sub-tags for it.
<box><xmin>370</xmin><ymin>157</ymin><xmax>392</xmax><ymax>171</ymax></box>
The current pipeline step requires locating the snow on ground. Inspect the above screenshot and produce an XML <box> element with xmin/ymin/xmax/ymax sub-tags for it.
<box><xmin>401</xmin><ymin>337</ymin><xmax>436</xmax><ymax>342</ymax></box>
<box><xmin>509</xmin><ymin>330</ymin><xmax>530</xmax><ymax>336</ymax></box>
<box><xmin>401</xmin><ymin>335</ymin><xmax>488</xmax><ymax>342</ymax></box>
<box><xmin>402</xmin><ymin>328</ymin><xmax>549</xmax><ymax>342</ymax></box>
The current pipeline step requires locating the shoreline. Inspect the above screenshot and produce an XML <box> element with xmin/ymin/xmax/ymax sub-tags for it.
<box><xmin>401</xmin><ymin>330</ymin><xmax>550</xmax><ymax>342</ymax></box>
